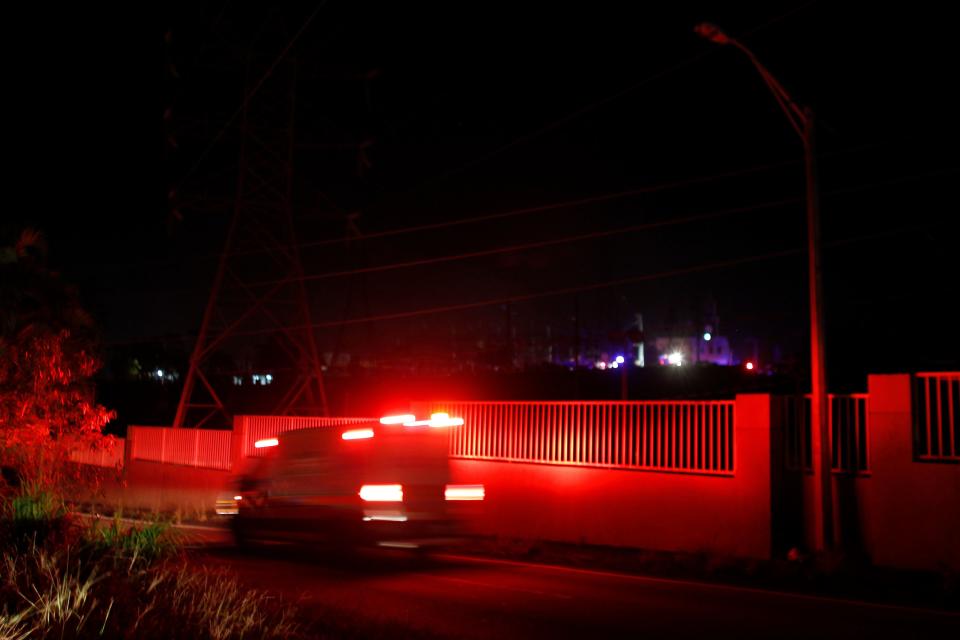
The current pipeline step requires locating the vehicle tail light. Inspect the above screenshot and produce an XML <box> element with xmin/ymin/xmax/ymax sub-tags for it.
<box><xmin>359</xmin><ymin>484</ymin><xmax>404</xmax><ymax>502</ymax></box>
<box><xmin>444</xmin><ymin>484</ymin><xmax>485</xmax><ymax>501</ymax></box>
<box><xmin>215</xmin><ymin>496</ymin><xmax>240</xmax><ymax>515</ymax></box>
<box><xmin>254</xmin><ymin>438</ymin><xmax>279</xmax><ymax>448</ymax></box>
<box><xmin>379</xmin><ymin>414</ymin><xmax>415</xmax><ymax>425</ymax></box>
<box><xmin>342</xmin><ymin>428</ymin><xmax>374</xmax><ymax>440</ymax></box>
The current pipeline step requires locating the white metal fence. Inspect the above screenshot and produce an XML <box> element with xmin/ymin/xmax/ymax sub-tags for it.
<box><xmin>128</xmin><ymin>426</ymin><xmax>233</xmax><ymax>470</ymax></box>
<box><xmin>914</xmin><ymin>372</ymin><xmax>960</xmax><ymax>462</ymax></box>
<box><xmin>415</xmin><ymin>400</ymin><xmax>736</xmax><ymax>475</ymax></box>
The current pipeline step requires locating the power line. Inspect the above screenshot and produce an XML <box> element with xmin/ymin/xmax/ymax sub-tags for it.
<box><xmin>103</xmin><ymin>218</ymin><xmax>942</xmax><ymax>347</ymax></box>
<box><xmin>229</xmin><ymin>219</ymin><xmax>945</xmax><ymax>337</ymax></box>
<box><xmin>243</xmin><ymin>196</ymin><xmax>804</xmax><ymax>288</ymax></box>
<box><xmin>82</xmin><ymin>156</ymin><xmax>801</xmax><ymax>274</ymax></box>
<box><xmin>233</xmin><ymin>249</ymin><xmax>805</xmax><ymax>337</ymax></box>
<box><xmin>230</xmin><ymin>158</ymin><xmax>798</xmax><ymax>255</ymax></box>
<box><xmin>234</xmin><ymin>166</ymin><xmax>960</xmax><ymax>289</ymax></box>
<box><xmin>82</xmin><ymin>137</ymin><xmax>951</xmax><ymax>277</ymax></box>
<box><xmin>236</xmin><ymin>137</ymin><xmax>949</xmax><ymax>256</ymax></box>
<box><xmin>95</xmin><ymin>164</ymin><xmax>957</xmax><ymax>299</ymax></box>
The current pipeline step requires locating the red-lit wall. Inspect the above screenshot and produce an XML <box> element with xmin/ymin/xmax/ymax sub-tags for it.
<box><xmin>857</xmin><ymin>374</ymin><xmax>959</xmax><ymax>571</ymax></box>
<box><xmin>449</xmin><ymin>394</ymin><xmax>773</xmax><ymax>559</ymax></box>
<box><xmin>90</xmin><ymin>459</ymin><xmax>230</xmax><ymax>516</ymax></box>
<box><xmin>784</xmin><ymin>374</ymin><xmax>959</xmax><ymax>571</ymax></box>
<box><xmin>78</xmin><ymin>380</ymin><xmax>959</xmax><ymax>570</ymax></box>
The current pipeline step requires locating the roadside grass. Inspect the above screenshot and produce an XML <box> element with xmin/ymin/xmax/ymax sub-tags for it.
<box><xmin>0</xmin><ymin>485</ymin><xmax>305</xmax><ymax>639</ymax></box>
<box><xmin>1</xmin><ymin>544</ymin><xmax>303</xmax><ymax>639</ymax></box>
<box><xmin>86</xmin><ymin>515</ymin><xmax>179</xmax><ymax>565</ymax></box>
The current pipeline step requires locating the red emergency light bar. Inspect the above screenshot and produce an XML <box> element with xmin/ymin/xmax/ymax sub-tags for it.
<box><xmin>254</xmin><ymin>438</ymin><xmax>279</xmax><ymax>448</ymax></box>
<box><xmin>401</xmin><ymin>412</ymin><xmax>464</xmax><ymax>428</ymax></box>
<box><xmin>380</xmin><ymin>413</ymin><xmax>463</xmax><ymax>428</ymax></box>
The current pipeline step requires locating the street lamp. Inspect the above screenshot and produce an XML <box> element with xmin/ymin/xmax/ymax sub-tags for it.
<box><xmin>695</xmin><ymin>23</ymin><xmax>833</xmax><ymax>551</ymax></box>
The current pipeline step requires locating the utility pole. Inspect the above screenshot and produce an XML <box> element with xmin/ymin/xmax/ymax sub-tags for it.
<box><xmin>696</xmin><ymin>23</ymin><xmax>833</xmax><ymax>550</ymax></box>
<box><xmin>803</xmin><ymin>105</ymin><xmax>833</xmax><ymax>551</ymax></box>
<box><xmin>620</xmin><ymin>342</ymin><xmax>629</xmax><ymax>400</ymax></box>
<box><xmin>573</xmin><ymin>296</ymin><xmax>581</xmax><ymax>368</ymax></box>
<box><xmin>635</xmin><ymin>313</ymin><xmax>645</xmax><ymax>368</ymax></box>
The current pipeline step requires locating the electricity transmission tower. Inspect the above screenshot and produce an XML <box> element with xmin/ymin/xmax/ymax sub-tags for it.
<box><xmin>166</xmin><ymin>7</ymin><xmax>377</xmax><ymax>428</ymax></box>
<box><xmin>173</xmin><ymin>55</ymin><xmax>329</xmax><ymax>428</ymax></box>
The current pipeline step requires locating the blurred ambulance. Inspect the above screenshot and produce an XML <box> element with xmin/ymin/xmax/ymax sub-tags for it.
<box><xmin>217</xmin><ymin>413</ymin><xmax>483</xmax><ymax>549</ymax></box>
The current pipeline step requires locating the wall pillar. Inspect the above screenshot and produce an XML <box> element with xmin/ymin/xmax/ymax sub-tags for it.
<box><xmin>863</xmin><ymin>373</ymin><xmax>960</xmax><ymax>570</ymax></box>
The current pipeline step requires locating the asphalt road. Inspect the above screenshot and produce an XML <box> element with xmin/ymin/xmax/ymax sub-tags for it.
<box><xmin>183</xmin><ymin>530</ymin><xmax>959</xmax><ymax>640</ymax></box>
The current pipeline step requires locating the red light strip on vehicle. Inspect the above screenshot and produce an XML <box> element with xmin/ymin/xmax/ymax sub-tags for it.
<box><xmin>342</xmin><ymin>428</ymin><xmax>375</xmax><ymax>440</ymax></box>
<box><xmin>359</xmin><ymin>484</ymin><xmax>404</xmax><ymax>502</ymax></box>
<box><xmin>379</xmin><ymin>414</ymin><xmax>416</xmax><ymax>425</ymax></box>
<box><xmin>444</xmin><ymin>484</ymin><xmax>485</xmax><ymax>501</ymax></box>
<box><xmin>403</xmin><ymin>412</ymin><xmax>464</xmax><ymax>428</ymax></box>
<box><xmin>254</xmin><ymin>438</ymin><xmax>279</xmax><ymax>448</ymax></box>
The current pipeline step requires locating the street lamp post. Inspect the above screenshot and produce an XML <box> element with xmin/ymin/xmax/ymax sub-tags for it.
<box><xmin>695</xmin><ymin>23</ymin><xmax>834</xmax><ymax>551</ymax></box>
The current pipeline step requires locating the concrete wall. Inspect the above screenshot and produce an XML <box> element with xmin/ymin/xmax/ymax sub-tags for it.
<box><xmin>77</xmin><ymin>381</ymin><xmax>959</xmax><ymax>570</ymax></box>
<box><xmin>87</xmin><ymin>460</ymin><xmax>231</xmax><ymax>517</ymax></box>
<box><xmin>858</xmin><ymin>374</ymin><xmax>960</xmax><ymax>571</ymax></box>
<box><xmin>777</xmin><ymin>374</ymin><xmax>960</xmax><ymax>571</ymax></box>
<box><xmin>448</xmin><ymin>394</ymin><xmax>773</xmax><ymax>559</ymax></box>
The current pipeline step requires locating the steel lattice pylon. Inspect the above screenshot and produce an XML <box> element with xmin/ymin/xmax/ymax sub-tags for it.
<box><xmin>174</xmin><ymin>56</ymin><xmax>328</xmax><ymax>428</ymax></box>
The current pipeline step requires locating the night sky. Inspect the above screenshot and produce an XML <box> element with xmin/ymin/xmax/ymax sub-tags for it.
<box><xmin>6</xmin><ymin>1</ymin><xmax>958</xmax><ymax>387</ymax></box>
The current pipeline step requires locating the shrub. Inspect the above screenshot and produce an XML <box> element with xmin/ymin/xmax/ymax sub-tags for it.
<box><xmin>10</xmin><ymin>485</ymin><xmax>64</xmax><ymax>522</ymax></box>
<box><xmin>1</xmin><ymin>483</ymin><xmax>76</xmax><ymax>550</ymax></box>
<box><xmin>86</xmin><ymin>515</ymin><xmax>180</xmax><ymax>567</ymax></box>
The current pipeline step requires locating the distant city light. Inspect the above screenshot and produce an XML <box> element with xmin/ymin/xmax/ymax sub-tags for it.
<box><xmin>745</xmin><ymin>361</ymin><xmax>755</xmax><ymax>371</ymax></box>
<box><xmin>615</xmin><ymin>355</ymin><xmax>625</xmax><ymax>364</ymax></box>
<box><xmin>156</xmin><ymin>369</ymin><xmax>164</xmax><ymax>378</ymax></box>
<box><xmin>611</xmin><ymin>362</ymin><xmax>619</xmax><ymax>369</ymax></box>
<box><xmin>667</xmin><ymin>352</ymin><xmax>683</xmax><ymax>366</ymax></box>
<box><xmin>596</xmin><ymin>361</ymin><xmax>607</xmax><ymax>370</ymax></box>
<box><xmin>703</xmin><ymin>332</ymin><xmax>712</xmax><ymax>341</ymax></box>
